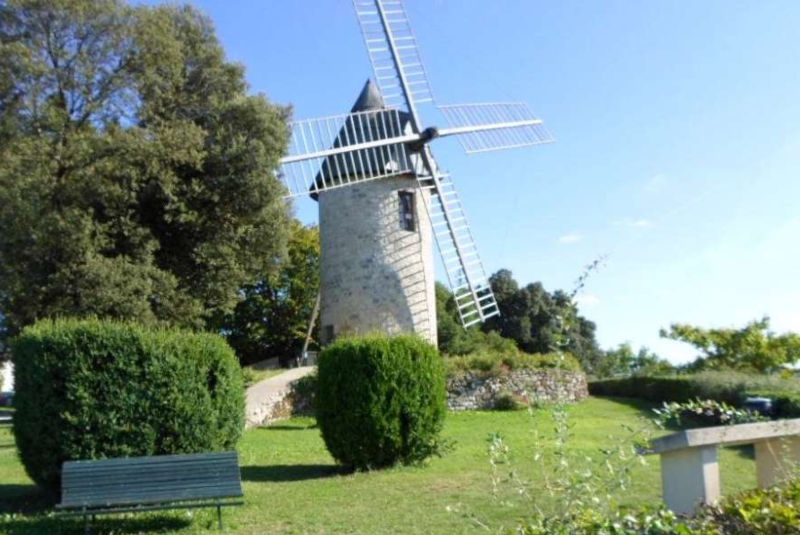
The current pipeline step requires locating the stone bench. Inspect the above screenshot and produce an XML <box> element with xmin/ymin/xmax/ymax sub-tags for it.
<box><xmin>649</xmin><ymin>418</ymin><xmax>800</xmax><ymax>515</ymax></box>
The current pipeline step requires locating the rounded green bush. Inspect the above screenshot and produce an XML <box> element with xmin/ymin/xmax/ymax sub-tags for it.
<box><xmin>316</xmin><ymin>334</ymin><xmax>446</xmax><ymax>470</ymax></box>
<box><xmin>11</xmin><ymin>318</ymin><xmax>244</xmax><ymax>492</ymax></box>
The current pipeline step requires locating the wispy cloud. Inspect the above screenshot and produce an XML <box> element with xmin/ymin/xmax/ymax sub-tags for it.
<box><xmin>558</xmin><ymin>233</ymin><xmax>582</xmax><ymax>244</ymax></box>
<box><xmin>631</xmin><ymin>219</ymin><xmax>651</xmax><ymax>228</ymax></box>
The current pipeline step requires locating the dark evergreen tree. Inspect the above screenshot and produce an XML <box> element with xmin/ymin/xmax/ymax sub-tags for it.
<box><xmin>482</xmin><ymin>270</ymin><xmax>603</xmax><ymax>372</ymax></box>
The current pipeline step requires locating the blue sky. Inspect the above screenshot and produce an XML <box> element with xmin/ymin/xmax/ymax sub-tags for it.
<box><xmin>182</xmin><ymin>0</ymin><xmax>800</xmax><ymax>363</ymax></box>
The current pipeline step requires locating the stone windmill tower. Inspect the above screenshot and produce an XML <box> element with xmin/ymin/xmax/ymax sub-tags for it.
<box><xmin>277</xmin><ymin>0</ymin><xmax>553</xmax><ymax>346</ymax></box>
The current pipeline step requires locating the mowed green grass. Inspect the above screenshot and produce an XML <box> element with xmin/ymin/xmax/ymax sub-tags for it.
<box><xmin>0</xmin><ymin>398</ymin><xmax>757</xmax><ymax>535</ymax></box>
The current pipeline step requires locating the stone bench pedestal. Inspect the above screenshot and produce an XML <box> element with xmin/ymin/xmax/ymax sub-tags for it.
<box><xmin>755</xmin><ymin>436</ymin><xmax>800</xmax><ymax>488</ymax></box>
<box><xmin>650</xmin><ymin>419</ymin><xmax>800</xmax><ymax>515</ymax></box>
<box><xmin>660</xmin><ymin>445</ymin><xmax>720</xmax><ymax>515</ymax></box>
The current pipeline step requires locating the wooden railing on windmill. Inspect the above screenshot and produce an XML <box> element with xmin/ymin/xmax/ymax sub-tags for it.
<box><xmin>277</xmin><ymin>0</ymin><xmax>553</xmax><ymax>339</ymax></box>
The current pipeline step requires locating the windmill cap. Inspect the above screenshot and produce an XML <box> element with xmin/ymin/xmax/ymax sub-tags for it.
<box><xmin>351</xmin><ymin>79</ymin><xmax>386</xmax><ymax>112</ymax></box>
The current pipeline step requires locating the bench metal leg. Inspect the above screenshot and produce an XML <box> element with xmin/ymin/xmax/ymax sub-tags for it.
<box><xmin>217</xmin><ymin>504</ymin><xmax>223</xmax><ymax>530</ymax></box>
<box><xmin>660</xmin><ymin>445</ymin><xmax>720</xmax><ymax>516</ymax></box>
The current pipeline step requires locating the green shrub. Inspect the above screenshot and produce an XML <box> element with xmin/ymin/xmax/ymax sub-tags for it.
<box><xmin>11</xmin><ymin>318</ymin><xmax>244</xmax><ymax>492</ymax></box>
<box><xmin>516</xmin><ymin>485</ymin><xmax>800</xmax><ymax>535</ymax></box>
<box><xmin>445</xmin><ymin>350</ymin><xmax>581</xmax><ymax>377</ymax></box>
<box><xmin>705</xmin><ymin>478</ymin><xmax>800</xmax><ymax>533</ymax></box>
<box><xmin>770</xmin><ymin>394</ymin><xmax>800</xmax><ymax>418</ymax></box>
<box><xmin>493</xmin><ymin>391</ymin><xmax>527</xmax><ymax>411</ymax></box>
<box><xmin>589</xmin><ymin>370</ymin><xmax>800</xmax><ymax>417</ymax></box>
<box><xmin>289</xmin><ymin>372</ymin><xmax>317</xmax><ymax>415</ymax></box>
<box><xmin>241</xmin><ymin>366</ymin><xmax>258</xmax><ymax>387</ymax></box>
<box><xmin>653</xmin><ymin>399</ymin><xmax>766</xmax><ymax>428</ymax></box>
<box><xmin>316</xmin><ymin>334</ymin><xmax>446</xmax><ymax>470</ymax></box>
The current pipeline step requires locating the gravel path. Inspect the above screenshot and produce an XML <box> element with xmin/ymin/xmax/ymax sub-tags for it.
<box><xmin>245</xmin><ymin>366</ymin><xmax>315</xmax><ymax>428</ymax></box>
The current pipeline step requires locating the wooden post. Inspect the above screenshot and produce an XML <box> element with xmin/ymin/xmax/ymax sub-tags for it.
<box><xmin>301</xmin><ymin>291</ymin><xmax>321</xmax><ymax>363</ymax></box>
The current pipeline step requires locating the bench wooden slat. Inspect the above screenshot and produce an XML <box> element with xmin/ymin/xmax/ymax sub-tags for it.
<box><xmin>57</xmin><ymin>500</ymin><xmax>245</xmax><ymax>518</ymax></box>
<box><xmin>63</xmin><ymin>468</ymin><xmax>239</xmax><ymax>491</ymax></box>
<box><xmin>61</xmin><ymin>482</ymin><xmax>243</xmax><ymax>500</ymax></box>
<box><xmin>59</xmin><ymin>489</ymin><xmax>244</xmax><ymax>509</ymax></box>
<box><xmin>63</xmin><ymin>451</ymin><xmax>237</xmax><ymax>468</ymax></box>
<box><xmin>58</xmin><ymin>451</ymin><xmax>243</xmax><ymax>511</ymax></box>
<box><xmin>67</xmin><ymin>480</ymin><xmax>240</xmax><ymax>496</ymax></box>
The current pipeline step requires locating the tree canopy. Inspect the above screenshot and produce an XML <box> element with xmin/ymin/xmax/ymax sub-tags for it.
<box><xmin>482</xmin><ymin>269</ymin><xmax>603</xmax><ymax>372</ymax></box>
<box><xmin>222</xmin><ymin>221</ymin><xmax>320</xmax><ymax>366</ymax></box>
<box><xmin>436</xmin><ymin>270</ymin><xmax>602</xmax><ymax>371</ymax></box>
<box><xmin>0</xmin><ymin>0</ymin><xmax>290</xmax><ymax>351</ymax></box>
<box><xmin>595</xmin><ymin>343</ymin><xmax>673</xmax><ymax>378</ymax></box>
<box><xmin>661</xmin><ymin>317</ymin><xmax>800</xmax><ymax>373</ymax></box>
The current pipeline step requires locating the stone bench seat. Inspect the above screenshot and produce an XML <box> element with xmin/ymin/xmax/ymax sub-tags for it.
<box><xmin>648</xmin><ymin>418</ymin><xmax>800</xmax><ymax>515</ymax></box>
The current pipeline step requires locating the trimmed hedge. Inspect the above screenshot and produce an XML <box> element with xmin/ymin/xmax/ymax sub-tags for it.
<box><xmin>12</xmin><ymin>318</ymin><xmax>244</xmax><ymax>491</ymax></box>
<box><xmin>316</xmin><ymin>334</ymin><xmax>446</xmax><ymax>470</ymax></box>
<box><xmin>589</xmin><ymin>371</ymin><xmax>800</xmax><ymax>418</ymax></box>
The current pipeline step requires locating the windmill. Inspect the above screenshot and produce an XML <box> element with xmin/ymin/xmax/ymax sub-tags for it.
<box><xmin>278</xmin><ymin>0</ymin><xmax>553</xmax><ymax>346</ymax></box>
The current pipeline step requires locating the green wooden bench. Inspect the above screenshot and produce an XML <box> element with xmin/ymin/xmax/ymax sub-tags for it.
<box><xmin>56</xmin><ymin>451</ymin><xmax>244</xmax><ymax>531</ymax></box>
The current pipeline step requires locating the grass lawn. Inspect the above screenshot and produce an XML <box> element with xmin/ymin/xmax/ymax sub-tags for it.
<box><xmin>0</xmin><ymin>397</ymin><xmax>757</xmax><ymax>534</ymax></box>
<box><xmin>242</xmin><ymin>365</ymin><xmax>286</xmax><ymax>386</ymax></box>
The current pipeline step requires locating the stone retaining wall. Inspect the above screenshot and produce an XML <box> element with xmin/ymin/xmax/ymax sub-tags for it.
<box><xmin>447</xmin><ymin>369</ymin><xmax>588</xmax><ymax>411</ymax></box>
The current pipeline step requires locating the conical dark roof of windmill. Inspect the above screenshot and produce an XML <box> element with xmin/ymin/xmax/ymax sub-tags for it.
<box><xmin>310</xmin><ymin>80</ymin><xmax>413</xmax><ymax>200</ymax></box>
<box><xmin>351</xmin><ymin>79</ymin><xmax>385</xmax><ymax>112</ymax></box>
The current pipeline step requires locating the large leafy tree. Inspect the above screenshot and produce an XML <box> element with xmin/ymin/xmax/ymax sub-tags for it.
<box><xmin>0</xmin><ymin>0</ymin><xmax>290</xmax><ymax>352</ymax></box>
<box><xmin>222</xmin><ymin>221</ymin><xmax>320</xmax><ymax>366</ymax></box>
<box><xmin>482</xmin><ymin>269</ymin><xmax>603</xmax><ymax>371</ymax></box>
<box><xmin>661</xmin><ymin>317</ymin><xmax>800</xmax><ymax>373</ymax></box>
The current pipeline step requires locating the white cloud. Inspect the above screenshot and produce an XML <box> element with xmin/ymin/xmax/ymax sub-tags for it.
<box><xmin>558</xmin><ymin>233</ymin><xmax>582</xmax><ymax>244</ymax></box>
<box><xmin>631</xmin><ymin>219</ymin><xmax>651</xmax><ymax>228</ymax></box>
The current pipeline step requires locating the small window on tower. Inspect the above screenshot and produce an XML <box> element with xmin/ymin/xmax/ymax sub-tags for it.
<box><xmin>399</xmin><ymin>191</ymin><xmax>416</xmax><ymax>232</ymax></box>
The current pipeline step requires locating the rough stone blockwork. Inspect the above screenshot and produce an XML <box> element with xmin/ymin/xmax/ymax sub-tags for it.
<box><xmin>248</xmin><ymin>368</ymin><xmax>587</xmax><ymax>427</ymax></box>
<box><xmin>447</xmin><ymin>369</ymin><xmax>588</xmax><ymax>411</ymax></box>
<box><xmin>245</xmin><ymin>367</ymin><xmax>316</xmax><ymax>428</ymax></box>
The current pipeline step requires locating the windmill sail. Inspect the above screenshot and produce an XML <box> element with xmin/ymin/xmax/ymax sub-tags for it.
<box><xmin>352</xmin><ymin>0</ymin><xmax>434</xmax><ymax>111</ymax></box>
<box><xmin>417</xmin><ymin>170</ymin><xmax>499</xmax><ymax>326</ymax></box>
<box><xmin>438</xmin><ymin>102</ymin><xmax>554</xmax><ymax>153</ymax></box>
<box><xmin>279</xmin><ymin>106</ymin><xmax>415</xmax><ymax>198</ymax></box>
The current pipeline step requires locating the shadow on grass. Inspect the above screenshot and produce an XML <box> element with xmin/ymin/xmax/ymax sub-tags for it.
<box><xmin>0</xmin><ymin>484</ymin><xmax>53</xmax><ymax>515</ymax></box>
<box><xmin>241</xmin><ymin>464</ymin><xmax>347</xmax><ymax>482</ymax></box>
<box><xmin>0</xmin><ymin>514</ymin><xmax>191</xmax><ymax>535</ymax></box>
<box><xmin>263</xmin><ymin>423</ymin><xmax>318</xmax><ymax>431</ymax></box>
<box><xmin>725</xmin><ymin>443</ymin><xmax>755</xmax><ymax>460</ymax></box>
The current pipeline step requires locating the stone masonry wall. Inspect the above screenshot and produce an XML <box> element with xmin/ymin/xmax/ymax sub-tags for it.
<box><xmin>447</xmin><ymin>369</ymin><xmax>588</xmax><ymax>411</ymax></box>
<box><xmin>318</xmin><ymin>174</ymin><xmax>437</xmax><ymax>345</ymax></box>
